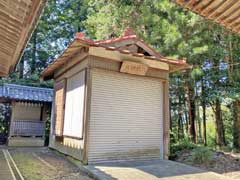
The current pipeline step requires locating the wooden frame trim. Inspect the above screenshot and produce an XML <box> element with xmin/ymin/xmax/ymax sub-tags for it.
<box><xmin>88</xmin><ymin>47</ymin><xmax>170</xmax><ymax>71</ymax></box>
<box><xmin>54</xmin><ymin>55</ymin><xmax>88</xmax><ymax>80</ymax></box>
<box><xmin>42</xmin><ymin>43</ymin><xmax>89</xmax><ymax>80</ymax></box>
<box><xmin>63</xmin><ymin>67</ymin><xmax>87</xmax><ymax>81</ymax></box>
<box><xmin>50</xmin><ymin>89</ymin><xmax>56</xmax><ymax>138</ymax></box>
<box><xmin>49</xmin><ymin>94</ymin><xmax>57</xmax><ymax>148</ymax></box>
<box><xmin>61</xmin><ymin>78</ymin><xmax>67</xmax><ymax>137</ymax></box>
<box><xmin>63</xmin><ymin>135</ymin><xmax>83</xmax><ymax>140</ymax></box>
<box><xmin>62</xmin><ymin>68</ymin><xmax>87</xmax><ymax>140</ymax></box>
<box><xmin>91</xmin><ymin>66</ymin><xmax>168</xmax><ymax>83</ymax></box>
<box><xmin>87</xmin><ymin>54</ymin><xmax>160</xmax><ymax>68</ymax></box>
<box><xmin>83</xmin><ymin>67</ymin><xmax>92</xmax><ymax>164</ymax></box>
<box><xmin>88</xmin><ymin>56</ymin><xmax>169</xmax><ymax>82</ymax></box>
<box><xmin>53</xmin><ymin>78</ymin><xmax>67</xmax><ymax>138</ymax></box>
<box><xmin>162</xmin><ymin>81</ymin><xmax>170</xmax><ymax>160</ymax></box>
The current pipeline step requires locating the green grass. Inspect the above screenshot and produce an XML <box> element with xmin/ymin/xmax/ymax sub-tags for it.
<box><xmin>11</xmin><ymin>152</ymin><xmax>57</xmax><ymax>180</ymax></box>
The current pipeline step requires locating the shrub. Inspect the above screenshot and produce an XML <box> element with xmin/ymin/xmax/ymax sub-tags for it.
<box><xmin>170</xmin><ymin>138</ymin><xmax>198</xmax><ymax>159</ymax></box>
<box><xmin>190</xmin><ymin>147</ymin><xmax>213</xmax><ymax>164</ymax></box>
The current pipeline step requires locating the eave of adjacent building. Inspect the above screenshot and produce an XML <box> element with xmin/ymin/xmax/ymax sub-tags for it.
<box><xmin>0</xmin><ymin>0</ymin><xmax>47</xmax><ymax>76</ymax></box>
<box><xmin>173</xmin><ymin>0</ymin><xmax>240</xmax><ymax>34</ymax></box>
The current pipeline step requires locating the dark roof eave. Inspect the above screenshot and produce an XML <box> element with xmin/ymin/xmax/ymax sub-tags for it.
<box><xmin>0</xmin><ymin>83</ymin><xmax>53</xmax><ymax>102</ymax></box>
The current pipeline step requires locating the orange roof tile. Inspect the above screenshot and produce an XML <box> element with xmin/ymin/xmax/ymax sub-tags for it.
<box><xmin>42</xmin><ymin>28</ymin><xmax>190</xmax><ymax>79</ymax></box>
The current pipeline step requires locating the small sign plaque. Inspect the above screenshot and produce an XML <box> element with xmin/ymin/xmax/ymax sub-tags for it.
<box><xmin>120</xmin><ymin>61</ymin><xmax>148</xmax><ymax>76</ymax></box>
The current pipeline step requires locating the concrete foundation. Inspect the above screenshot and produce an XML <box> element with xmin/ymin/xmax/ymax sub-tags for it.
<box><xmin>8</xmin><ymin>137</ymin><xmax>45</xmax><ymax>147</ymax></box>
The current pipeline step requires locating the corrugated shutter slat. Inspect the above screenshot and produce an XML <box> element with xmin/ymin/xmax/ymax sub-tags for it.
<box><xmin>88</xmin><ymin>69</ymin><xmax>164</xmax><ymax>164</ymax></box>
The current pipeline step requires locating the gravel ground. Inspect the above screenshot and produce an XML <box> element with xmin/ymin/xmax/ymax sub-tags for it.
<box><xmin>8</xmin><ymin>147</ymin><xmax>93</xmax><ymax>180</ymax></box>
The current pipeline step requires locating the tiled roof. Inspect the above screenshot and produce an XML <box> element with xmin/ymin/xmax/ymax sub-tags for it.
<box><xmin>0</xmin><ymin>84</ymin><xmax>53</xmax><ymax>102</ymax></box>
<box><xmin>42</xmin><ymin>28</ymin><xmax>190</xmax><ymax>79</ymax></box>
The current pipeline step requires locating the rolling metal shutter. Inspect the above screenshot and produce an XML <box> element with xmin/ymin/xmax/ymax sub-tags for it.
<box><xmin>88</xmin><ymin>69</ymin><xmax>164</xmax><ymax>163</ymax></box>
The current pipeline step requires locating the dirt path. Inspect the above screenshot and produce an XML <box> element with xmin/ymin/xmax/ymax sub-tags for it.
<box><xmin>8</xmin><ymin>148</ymin><xmax>93</xmax><ymax>180</ymax></box>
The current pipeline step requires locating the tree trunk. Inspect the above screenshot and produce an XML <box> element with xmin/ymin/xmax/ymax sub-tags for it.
<box><xmin>31</xmin><ymin>31</ymin><xmax>37</xmax><ymax>74</ymax></box>
<box><xmin>177</xmin><ymin>114</ymin><xmax>183</xmax><ymax>139</ymax></box>
<box><xmin>233</xmin><ymin>100</ymin><xmax>240</xmax><ymax>150</ymax></box>
<box><xmin>170</xmin><ymin>106</ymin><xmax>172</xmax><ymax>131</ymax></box>
<box><xmin>228</xmin><ymin>39</ymin><xmax>234</xmax><ymax>83</ymax></box>
<box><xmin>183</xmin><ymin>96</ymin><xmax>189</xmax><ymax>135</ymax></box>
<box><xmin>186</xmin><ymin>77</ymin><xmax>196</xmax><ymax>143</ymax></box>
<box><xmin>202</xmin><ymin>101</ymin><xmax>207</xmax><ymax>146</ymax></box>
<box><xmin>196</xmin><ymin>99</ymin><xmax>202</xmax><ymax>142</ymax></box>
<box><xmin>215</xmin><ymin>99</ymin><xmax>226</xmax><ymax>147</ymax></box>
<box><xmin>178</xmin><ymin>95</ymin><xmax>184</xmax><ymax>139</ymax></box>
<box><xmin>19</xmin><ymin>55</ymin><xmax>24</xmax><ymax>79</ymax></box>
<box><xmin>195</xmin><ymin>83</ymin><xmax>202</xmax><ymax>143</ymax></box>
<box><xmin>212</xmin><ymin>54</ymin><xmax>225</xmax><ymax>147</ymax></box>
<box><xmin>201</xmin><ymin>79</ymin><xmax>207</xmax><ymax>146</ymax></box>
<box><xmin>227</xmin><ymin>38</ymin><xmax>240</xmax><ymax>151</ymax></box>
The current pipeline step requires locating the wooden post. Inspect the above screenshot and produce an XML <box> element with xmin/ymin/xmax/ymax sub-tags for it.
<box><xmin>163</xmin><ymin>81</ymin><xmax>170</xmax><ymax>160</ymax></box>
<box><xmin>8</xmin><ymin>101</ymin><xmax>15</xmax><ymax>138</ymax></box>
<box><xmin>49</xmin><ymin>92</ymin><xmax>55</xmax><ymax>148</ymax></box>
<box><xmin>83</xmin><ymin>67</ymin><xmax>92</xmax><ymax>164</ymax></box>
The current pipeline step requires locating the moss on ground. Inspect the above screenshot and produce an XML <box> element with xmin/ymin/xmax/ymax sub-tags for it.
<box><xmin>11</xmin><ymin>152</ymin><xmax>56</xmax><ymax>180</ymax></box>
<box><xmin>9</xmin><ymin>148</ymin><xmax>91</xmax><ymax>180</ymax></box>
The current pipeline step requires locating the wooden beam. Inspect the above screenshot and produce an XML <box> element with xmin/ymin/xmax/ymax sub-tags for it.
<box><xmin>0</xmin><ymin>62</ymin><xmax>9</xmax><ymax>75</ymax></box>
<box><xmin>0</xmin><ymin>46</ymin><xmax>14</xmax><ymax>56</ymax></box>
<box><xmin>0</xmin><ymin>0</ymin><xmax>30</xmax><ymax>19</ymax></box>
<box><xmin>175</xmin><ymin>0</ymin><xmax>189</xmax><ymax>6</ymax></box>
<box><xmin>182</xmin><ymin>0</ymin><xmax>194</xmax><ymax>9</ymax></box>
<box><xmin>214</xmin><ymin>0</ymin><xmax>239</xmax><ymax>22</ymax></box>
<box><xmin>89</xmin><ymin>46</ymin><xmax>170</xmax><ymax>71</ymax></box>
<box><xmin>206</xmin><ymin>0</ymin><xmax>228</xmax><ymax>18</ymax></box>
<box><xmin>232</xmin><ymin>22</ymin><xmax>240</xmax><ymax>32</ymax></box>
<box><xmin>0</xmin><ymin>10</ymin><xmax>25</xmax><ymax>26</ymax></box>
<box><xmin>0</xmin><ymin>35</ymin><xmax>18</xmax><ymax>47</ymax></box>
<box><xmin>0</xmin><ymin>15</ymin><xmax>23</xmax><ymax>30</ymax></box>
<box><xmin>188</xmin><ymin>1</ymin><xmax>201</xmax><ymax>9</ymax></box>
<box><xmin>0</xmin><ymin>47</ymin><xmax>13</xmax><ymax>57</ymax></box>
<box><xmin>228</xmin><ymin>17</ymin><xmax>240</xmax><ymax>29</ymax></box>
<box><xmin>185</xmin><ymin>0</ymin><xmax>199</xmax><ymax>9</ymax></box>
<box><xmin>192</xmin><ymin>0</ymin><xmax>212</xmax><ymax>11</ymax></box>
<box><xmin>223</xmin><ymin>10</ymin><xmax>240</xmax><ymax>26</ymax></box>
<box><xmin>200</xmin><ymin>0</ymin><xmax>217</xmax><ymax>15</ymax></box>
<box><xmin>0</xmin><ymin>23</ymin><xmax>21</xmax><ymax>37</ymax></box>
<box><xmin>218</xmin><ymin>4</ymin><xmax>240</xmax><ymax>24</ymax></box>
<box><xmin>0</xmin><ymin>29</ymin><xmax>20</xmax><ymax>42</ymax></box>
